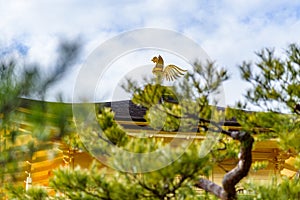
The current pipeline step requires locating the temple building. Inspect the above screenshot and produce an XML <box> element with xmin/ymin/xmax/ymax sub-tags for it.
<box><xmin>5</xmin><ymin>99</ymin><xmax>298</xmax><ymax>193</ymax></box>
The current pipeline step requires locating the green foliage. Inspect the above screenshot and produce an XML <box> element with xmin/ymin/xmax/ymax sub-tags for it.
<box><xmin>46</xmin><ymin>142</ymin><xmax>211</xmax><ymax>200</ymax></box>
<box><xmin>122</xmin><ymin>143</ymin><xmax>211</xmax><ymax>200</ymax></box>
<box><xmin>243</xmin><ymin>177</ymin><xmax>300</xmax><ymax>200</ymax></box>
<box><xmin>236</xmin><ymin>44</ymin><xmax>300</xmax><ymax>199</ymax></box>
<box><xmin>6</xmin><ymin>185</ymin><xmax>49</xmax><ymax>200</ymax></box>
<box><xmin>178</xmin><ymin>61</ymin><xmax>228</xmax><ymax>101</ymax></box>
<box><xmin>0</xmin><ymin>60</ymin><xmax>37</xmax><ymax>116</ymax></box>
<box><xmin>239</xmin><ymin>44</ymin><xmax>300</xmax><ymax>112</ymax></box>
<box><xmin>251</xmin><ymin>161</ymin><xmax>269</xmax><ymax>172</ymax></box>
<box><xmin>50</xmin><ymin>162</ymin><xmax>126</xmax><ymax>200</ymax></box>
<box><xmin>238</xmin><ymin>43</ymin><xmax>300</xmax><ymax>163</ymax></box>
<box><xmin>210</xmin><ymin>136</ymin><xmax>240</xmax><ymax>162</ymax></box>
<box><xmin>0</xmin><ymin>40</ymin><xmax>81</xmax><ymax>197</ymax></box>
<box><xmin>132</xmin><ymin>84</ymin><xmax>178</xmax><ymax>107</ymax></box>
<box><xmin>97</xmin><ymin>108</ymin><xmax>128</xmax><ymax>147</ymax></box>
<box><xmin>145</xmin><ymin>103</ymin><xmax>181</xmax><ymax>132</ymax></box>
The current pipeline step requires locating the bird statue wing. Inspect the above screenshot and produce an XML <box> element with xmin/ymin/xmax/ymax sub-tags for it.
<box><xmin>163</xmin><ymin>65</ymin><xmax>187</xmax><ymax>81</ymax></box>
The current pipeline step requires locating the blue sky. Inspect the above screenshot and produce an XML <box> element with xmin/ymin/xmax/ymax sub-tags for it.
<box><xmin>1</xmin><ymin>0</ymin><xmax>300</xmax><ymax>106</ymax></box>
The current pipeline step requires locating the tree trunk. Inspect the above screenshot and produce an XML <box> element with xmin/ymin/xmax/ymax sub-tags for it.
<box><xmin>195</xmin><ymin>131</ymin><xmax>254</xmax><ymax>200</ymax></box>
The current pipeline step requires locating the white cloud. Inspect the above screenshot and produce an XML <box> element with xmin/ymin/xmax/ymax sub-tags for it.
<box><xmin>1</xmin><ymin>0</ymin><xmax>300</xmax><ymax>105</ymax></box>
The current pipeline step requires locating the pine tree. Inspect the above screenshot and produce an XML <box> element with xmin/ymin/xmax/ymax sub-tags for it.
<box><xmin>3</xmin><ymin>44</ymin><xmax>300</xmax><ymax>200</ymax></box>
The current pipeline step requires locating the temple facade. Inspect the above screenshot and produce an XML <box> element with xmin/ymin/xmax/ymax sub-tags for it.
<box><xmin>7</xmin><ymin>99</ymin><xmax>298</xmax><ymax>192</ymax></box>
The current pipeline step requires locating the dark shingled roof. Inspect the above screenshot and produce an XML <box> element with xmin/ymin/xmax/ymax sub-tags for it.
<box><xmin>98</xmin><ymin>100</ymin><xmax>241</xmax><ymax>128</ymax></box>
<box><xmin>99</xmin><ymin>100</ymin><xmax>147</xmax><ymax>121</ymax></box>
<box><xmin>18</xmin><ymin>98</ymin><xmax>241</xmax><ymax>129</ymax></box>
